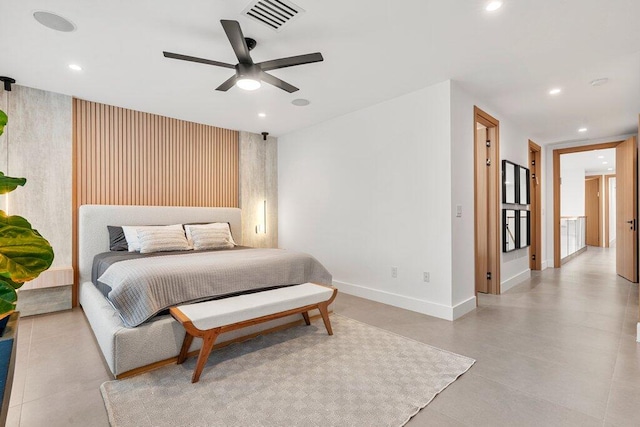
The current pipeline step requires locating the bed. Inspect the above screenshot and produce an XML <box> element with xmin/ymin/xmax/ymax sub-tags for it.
<box><xmin>78</xmin><ymin>204</ymin><xmax>332</xmax><ymax>377</ymax></box>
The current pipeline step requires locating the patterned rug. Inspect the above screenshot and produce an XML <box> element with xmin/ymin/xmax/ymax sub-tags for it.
<box><xmin>101</xmin><ymin>315</ymin><xmax>474</xmax><ymax>426</ymax></box>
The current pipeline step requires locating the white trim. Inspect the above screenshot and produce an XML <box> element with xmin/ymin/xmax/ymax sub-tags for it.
<box><xmin>541</xmin><ymin>260</ymin><xmax>549</xmax><ymax>270</ymax></box>
<box><xmin>333</xmin><ymin>280</ymin><xmax>475</xmax><ymax>321</ymax></box>
<box><xmin>501</xmin><ymin>269</ymin><xmax>531</xmax><ymax>293</ymax></box>
<box><xmin>452</xmin><ymin>296</ymin><xmax>477</xmax><ymax>320</ymax></box>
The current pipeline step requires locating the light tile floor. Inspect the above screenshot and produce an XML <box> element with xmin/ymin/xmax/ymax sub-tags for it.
<box><xmin>6</xmin><ymin>247</ymin><xmax>639</xmax><ymax>426</ymax></box>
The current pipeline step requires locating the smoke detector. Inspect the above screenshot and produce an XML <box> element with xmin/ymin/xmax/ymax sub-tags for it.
<box><xmin>242</xmin><ymin>0</ymin><xmax>305</xmax><ymax>32</ymax></box>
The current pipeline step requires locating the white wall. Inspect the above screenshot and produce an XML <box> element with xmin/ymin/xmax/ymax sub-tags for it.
<box><xmin>279</xmin><ymin>80</ymin><xmax>457</xmax><ymax>319</ymax></box>
<box><xmin>609</xmin><ymin>177</ymin><xmax>616</xmax><ymax>244</ymax></box>
<box><xmin>279</xmin><ymin>80</ymin><xmax>536</xmax><ymax>320</ymax></box>
<box><xmin>560</xmin><ymin>156</ymin><xmax>586</xmax><ymax>217</ymax></box>
<box><xmin>450</xmin><ymin>83</ymin><xmax>534</xmax><ymax>295</ymax></box>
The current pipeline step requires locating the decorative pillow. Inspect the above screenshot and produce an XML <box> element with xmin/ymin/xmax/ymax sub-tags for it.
<box><xmin>107</xmin><ymin>226</ymin><xmax>128</xmax><ymax>251</ymax></box>
<box><xmin>189</xmin><ymin>223</ymin><xmax>236</xmax><ymax>250</ymax></box>
<box><xmin>184</xmin><ymin>223</ymin><xmax>236</xmax><ymax>248</ymax></box>
<box><xmin>137</xmin><ymin>228</ymin><xmax>191</xmax><ymax>254</ymax></box>
<box><xmin>121</xmin><ymin>224</ymin><xmax>184</xmax><ymax>252</ymax></box>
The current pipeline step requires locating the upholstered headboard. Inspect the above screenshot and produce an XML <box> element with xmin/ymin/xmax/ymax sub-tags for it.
<box><xmin>78</xmin><ymin>205</ymin><xmax>242</xmax><ymax>285</ymax></box>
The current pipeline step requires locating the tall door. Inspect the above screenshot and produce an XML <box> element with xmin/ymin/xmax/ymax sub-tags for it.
<box><xmin>585</xmin><ymin>177</ymin><xmax>601</xmax><ymax>246</ymax></box>
<box><xmin>474</xmin><ymin>107</ymin><xmax>500</xmax><ymax>294</ymax></box>
<box><xmin>616</xmin><ymin>136</ymin><xmax>638</xmax><ymax>282</ymax></box>
<box><xmin>528</xmin><ymin>141</ymin><xmax>542</xmax><ymax>270</ymax></box>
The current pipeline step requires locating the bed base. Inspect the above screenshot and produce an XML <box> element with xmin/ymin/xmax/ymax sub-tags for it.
<box><xmin>79</xmin><ymin>281</ymin><xmax>326</xmax><ymax>377</ymax></box>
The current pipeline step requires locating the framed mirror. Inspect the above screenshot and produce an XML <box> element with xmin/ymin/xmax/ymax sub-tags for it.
<box><xmin>503</xmin><ymin>209</ymin><xmax>517</xmax><ymax>252</ymax></box>
<box><xmin>502</xmin><ymin>161</ymin><xmax>517</xmax><ymax>204</ymax></box>
<box><xmin>518</xmin><ymin>210</ymin><xmax>530</xmax><ymax>248</ymax></box>
<box><xmin>518</xmin><ymin>166</ymin><xmax>530</xmax><ymax>204</ymax></box>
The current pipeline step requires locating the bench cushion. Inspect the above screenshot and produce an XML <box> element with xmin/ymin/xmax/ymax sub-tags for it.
<box><xmin>176</xmin><ymin>283</ymin><xmax>334</xmax><ymax>331</ymax></box>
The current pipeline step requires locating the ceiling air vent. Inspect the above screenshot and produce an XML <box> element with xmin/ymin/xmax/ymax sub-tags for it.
<box><xmin>242</xmin><ymin>0</ymin><xmax>305</xmax><ymax>32</ymax></box>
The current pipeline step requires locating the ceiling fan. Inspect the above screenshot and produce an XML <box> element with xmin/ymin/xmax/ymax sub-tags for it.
<box><xmin>163</xmin><ymin>19</ymin><xmax>323</xmax><ymax>93</ymax></box>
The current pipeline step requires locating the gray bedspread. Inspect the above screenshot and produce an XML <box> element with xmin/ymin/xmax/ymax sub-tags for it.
<box><xmin>97</xmin><ymin>248</ymin><xmax>333</xmax><ymax>327</ymax></box>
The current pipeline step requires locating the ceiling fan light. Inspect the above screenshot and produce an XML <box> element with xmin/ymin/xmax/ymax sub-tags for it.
<box><xmin>236</xmin><ymin>78</ymin><xmax>261</xmax><ymax>91</ymax></box>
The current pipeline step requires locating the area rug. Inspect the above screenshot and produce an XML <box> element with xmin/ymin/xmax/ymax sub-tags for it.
<box><xmin>101</xmin><ymin>315</ymin><xmax>475</xmax><ymax>427</ymax></box>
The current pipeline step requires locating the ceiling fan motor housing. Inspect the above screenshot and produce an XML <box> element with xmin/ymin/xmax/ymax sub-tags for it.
<box><xmin>236</xmin><ymin>63</ymin><xmax>261</xmax><ymax>80</ymax></box>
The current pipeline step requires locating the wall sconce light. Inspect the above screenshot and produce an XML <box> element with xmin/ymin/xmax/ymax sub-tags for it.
<box><xmin>255</xmin><ymin>200</ymin><xmax>267</xmax><ymax>234</ymax></box>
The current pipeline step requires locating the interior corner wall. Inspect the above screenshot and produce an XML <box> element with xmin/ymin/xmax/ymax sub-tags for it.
<box><xmin>1</xmin><ymin>85</ymin><xmax>72</xmax><ymax>269</ymax></box>
<box><xmin>239</xmin><ymin>131</ymin><xmax>278</xmax><ymax>248</ymax></box>
<box><xmin>278</xmin><ymin>80</ymin><xmax>455</xmax><ymax>320</ymax></box>
<box><xmin>449</xmin><ymin>82</ymin><xmax>533</xmax><ymax>297</ymax></box>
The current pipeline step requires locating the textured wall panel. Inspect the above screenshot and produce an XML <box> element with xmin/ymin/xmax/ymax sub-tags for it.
<box><xmin>72</xmin><ymin>98</ymin><xmax>239</xmax><ymax>304</ymax></box>
<box><xmin>239</xmin><ymin>131</ymin><xmax>278</xmax><ymax>248</ymax></box>
<box><xmin>73</xmin><ymin>99</ymin><xmax>238</xmax><ymax>208</ymax></box>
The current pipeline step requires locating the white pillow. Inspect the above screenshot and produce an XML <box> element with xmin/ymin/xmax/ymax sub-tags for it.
<box><xmin>137</xmin><ymin>228</ymin><xmax>191</xmax><ymax>254</ymax></box>
<box><xmin>188</xmin><ymin>223</ymin><xmax>236</xmax><ymax>250</ymax></box>
<box><xmin>121</xmin><ymin>224</ymin><xmax>184</xmax><ymax>252</ymax></box>
<box><xmin>184</xmin><ymin>223</ymin><xmax>236</xmax><ymax>248</ymax></box>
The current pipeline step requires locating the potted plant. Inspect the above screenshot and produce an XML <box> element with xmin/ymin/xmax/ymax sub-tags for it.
<box><xmin>0</xmin><ymin>108</ymin><xmax>54</xmax><ymax>424</ymax></box>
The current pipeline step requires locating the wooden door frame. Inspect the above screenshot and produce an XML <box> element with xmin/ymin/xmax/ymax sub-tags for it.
<box><xmin>604</xmin><ymin>174</ymin><xmax>616</xmax><ymax>248</ymax></box>
<box><xmin>474</xmin><ymin>106</ymin><xmax>501</xmax><ymax>294</ymax></box>
<box><xmin>585</xmin><ymin>175</ymin><xmax>603</xmax><ymax>247</ymax></box>
<box><xmin>529</xmin><ymin>140</ymin><xmax>542</xmax><ymax>270</ymax></box>
<box><xmin>553</xmin><ymin>141</ymin><xmax>624</xmax><ymax>267</ymax></box>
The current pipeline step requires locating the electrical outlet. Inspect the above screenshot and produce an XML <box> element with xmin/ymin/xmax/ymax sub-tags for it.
<box><xmin>391</xmin><ymin>267</ymin><xmax>398</xmax><ymax>278</ymax></box>
<box><xmin>423</xmin><ymin>272</ymin><xmax>430</xmax><ymax>282</ymax></box>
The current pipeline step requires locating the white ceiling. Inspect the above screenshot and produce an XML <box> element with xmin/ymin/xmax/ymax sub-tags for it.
<box><xmin>561</xmin><ymin>148</ymin><xmax>616</xmax><ymax>175</ymax></box>
<box><xmin>1</xmin><ymin>0</ymin><xmax>639</xmax><ymax>142</ymax></box>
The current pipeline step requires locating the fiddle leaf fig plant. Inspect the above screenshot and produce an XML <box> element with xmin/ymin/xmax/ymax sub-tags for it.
<box><xmin>0</xmin><ymin>109</ymin><xmax>54</xmax><ymax>315</ymax></box>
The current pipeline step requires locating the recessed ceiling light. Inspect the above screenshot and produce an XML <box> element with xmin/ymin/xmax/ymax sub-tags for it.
<box><xmin>590</xmin><ymin>78</ymin><xmax>609</xmax><ymax>87</ymax></box>
<box><xmin>486</xmin><ymin>1</ymin><xmax>503</xmax><ymax>11</ymax></box>
<box><xmin>68</xmin><ymin>64</ymin><xmax>82</xmax><ymax>71</ymax></box>
<box><xmin>602</xmin><ymin>161</ymin><xmax>608</xmax><ymax>165</ymax></box>
<box><xmin>597</xmin><ymin>155</ymin><xmax>604</xmax><ymax>159</ymax></box>
<box><xmin>607</xmin><ymin>168</ymin><xmax>613</xmax><ymax>171</ymax></box>
<box><xmin>578</xmin><ymin>127</ymin><xmax>587</xmax><ymax>132</ymax></box>
<box><xmin>549</xmin><ymin>88</ymin><xmax>561</xmax><ymax>95</ymax></box>
<box><xmin>258</xmin><ymin>113</ymin><xmax>266</xmax><ymax>118</ymax></box>
<box><xmin>292</xmin><ymin>99</ymin><xmax>310</xmax><ymax>107</ymax></box>
<box><xmin>33</xmin><ymin>11</ymin><xmax>76</xmax><ymax>32</ymax></box>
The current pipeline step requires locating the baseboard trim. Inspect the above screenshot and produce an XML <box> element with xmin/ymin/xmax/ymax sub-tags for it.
<box><xmin>452</xmin><ymin>296</ymin><xmax>477</xmax><ymax>320</ymax></box>
<box><xmin>501</xmin><ymin>269</ymin><xmax>531</xmax><ymax>293</ymax></box>
<box><xmin>333</xmin><ymin>280</ymin><xmax>471</xmax><ymax>321</ymax></box>
<box><xmin>541</xmin><ymin>260</ymin><xmax>549</xmax><ymax>271</ymax></box>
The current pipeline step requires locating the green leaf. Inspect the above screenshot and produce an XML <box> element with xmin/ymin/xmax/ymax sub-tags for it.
<box><xmin>0</xmin><ymin>172</ymin><xmax>26</xmax><ymax>195</ymax></box>
<box><xmin>0</xmin><ymin>279</ymin><xmax>17</xmax><ymax>314</ymax></box>
<box><xmin>0</xmin><ymin>212</ymin><xmax>54</xmax><ymax>283</ymax></box>
<box><xmin>0</xmin><ymin>109</ymin><xmax>6</xmax><ymax>137</ymax></box>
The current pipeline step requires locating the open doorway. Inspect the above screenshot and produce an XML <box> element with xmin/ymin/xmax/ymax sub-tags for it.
<box><xmin>553</xmin><ymin>138</ymin><xmax>637</xmax><ymax>282</ymax></box>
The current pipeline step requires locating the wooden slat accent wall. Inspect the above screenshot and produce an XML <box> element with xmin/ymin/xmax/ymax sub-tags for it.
<box><xmin>72</xmin><ymin>98</ymin><xmax>239</xmax><ymax>305</ymax></box>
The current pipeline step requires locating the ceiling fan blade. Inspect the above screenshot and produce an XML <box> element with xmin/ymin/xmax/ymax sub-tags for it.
<box><xmin>260</xmin><ymin>71</ymin><xmax>299</xmax><ymax>93</ymax></box>
<box><xmin>215</xmin><ymin>75</ymin><xmax>238</xmax><ymax>92</ymax></box>
<box><xmin>257</xmin><ymin>53</ymin><xmax>323</xmax><ymax>72</ymax></box>
<box><xmin>163</xmin><ymin>51</ymin><xmax>235</xmax><ymax>69</ymax></box>
<box><xmin>221</xmin><ymin>20</ymin><xmax>253</xmax><ymax>64</ymax></box>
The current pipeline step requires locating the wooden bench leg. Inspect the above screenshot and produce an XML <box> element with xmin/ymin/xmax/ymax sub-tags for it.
<box><xmin>301</xmin><ymin>311</ymin><xmax>311</xmax><ymax>325</ymax></box>
<box><xmin>317</xmin><ymin>302</ymin><xmax>333</xmax><ymax>335</ymax></box>
<box><xmin>192</xmin><ymin>328</ymin><xmax>221</xmax><ymax>383</ymax></box>
<box><xmin>177</xmin><ymin>333</ymin><xmax>194</xmax><ymax>364</ymax></box>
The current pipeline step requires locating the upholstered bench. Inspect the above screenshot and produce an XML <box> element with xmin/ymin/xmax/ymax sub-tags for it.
<box><xmin>170</xmin><ymin>282</ymin><xmax>338</xmax><ymax>382</ymax></box>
